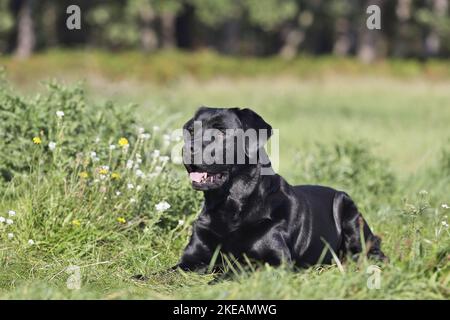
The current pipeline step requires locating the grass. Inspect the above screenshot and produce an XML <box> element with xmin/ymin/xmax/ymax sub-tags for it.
<box><xmin>0</xmin><ymin>52</ymin><xmax>449</xmax><ymax>299</ymax></box>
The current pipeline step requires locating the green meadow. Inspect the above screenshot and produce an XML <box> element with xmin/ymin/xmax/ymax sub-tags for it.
<box><xmin>0</xmin><ymin>51</ymin><xmax>448</xmax><ymax>299</ymax></box>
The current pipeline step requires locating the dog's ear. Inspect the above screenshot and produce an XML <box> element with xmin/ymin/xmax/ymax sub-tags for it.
<box><xmin>184</xmin><ymin>106</ymin><xmax>208</xmax><ymax>130</ymax></box>
<box><xmin>194</xmin><ymin>106</ymin><xmax>210</xmax><ymax>117</ymax></box>
<box><xmin>235</xmin><ymin>108</ymin><xmax>272</xmax><ymax>139</ymax></box>
<box><xmin>234</xmin><ymin>108</ymin><xmax>272</xmax><ymax>159</ymax></box>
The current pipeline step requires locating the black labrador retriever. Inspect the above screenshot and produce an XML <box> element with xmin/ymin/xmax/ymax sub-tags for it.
<box><xmin>175</xmin><ymin>107</ymin><xmax>386</xmax><ymax>273</ymax></box>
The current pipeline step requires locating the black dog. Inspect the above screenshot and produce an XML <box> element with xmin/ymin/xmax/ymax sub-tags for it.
<box><xmin>175</xmin><ymin>107</ymin><xmax>386</xmax><ymax>273</ymax></box>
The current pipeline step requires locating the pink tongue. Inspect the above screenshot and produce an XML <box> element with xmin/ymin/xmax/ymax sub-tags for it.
<box><xmin>189</xmin><ymin>172</ymin><xmax>207</xmax><ymax>183</ymax></box>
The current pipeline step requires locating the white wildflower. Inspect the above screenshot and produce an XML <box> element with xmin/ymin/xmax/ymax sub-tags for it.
<box><xmin>126</xmin><ymin>160</ymin><xmax>134</xmax><ymax>169</ymax></box>
<box><xmin>138</xmin><ymin>127</ymin><xmax>145</xmax><ymax>134</ymax></box>
<box><xmin>28</xmin><ymin>239</ymin><xmax>35</xmax><ymax>245</ymax></box>
<box><xmin>442</xmin><ymin>204</ymin><xmax>450</xmax><ymax>209</ymax></box>
<box><xmin>130</xmin><ymin>198</ymin><xmax>137</xmax><ymax>204</ymax></box>
<box><xmin>109</xmin><ymin>144</ymin><xmax>116</xmax><ymax>150</ymax></box>
<box><xmin>95</xmin><ymin>137</ymin><xmax>100</xmax><ymax>143</ymax></box>
<box><xmin>154</xmin><ymin>166</ymin><xmax>162</xmax><ymax>174</ymax></box>
<box><xmin>7</xmin><ymin>233</ymin><xmax>14</xmax><ymax>239</ymax></box>
<box><xmin>115</xmin><ymin>191</ymin><xmax>121</xmax><ymax>196</ymax></box>
<box><xmin>159</xmin><ymin>156</ymin><xmax>170</xmax><ymax>163</ymax></box>
<box><xmin>442</xmin><ymin>221</ymin><xmax>449</xmax><ymax>228</ymax></box>
<box><xmin>152</xmin><ymin>150</ymin><xmax>160</xmax><ymax>159</ymax></box>
<box><xmin>178</xmin><ymin>219</ymin><xmax>185</xmax><ymax>226</ymax></box>
<box><xmin>135</xmin><ymin>169</ymin><xmax>144</xmax><ymax>178</ymax></box>
<box><xmin>155</xmin><ymin>201</ymin><xmax>171</xmax><ymax>212</ymax></box>
<box><xmin>8</xmin><ymin>210</ymin><xmax>16</xmax><ymax>217</ymax></box>
<box><xmin>127</xmin><ymin>183</ymin><xmax>134</xmax><ymax>190</ymax></box>
<box><xmin>6</xmin><ymin>219</ymin><xmax>13</xmax><ymax>225</ymax></box>
<box><xmin>48</xmin><ymin>141</ymin><xmax>56</xmax><ymax>151</ymax></box>
<box><xmin>56</xmin><ymin>110</ymin><xmax>65</xmax><ymax>118</ymax></box>
<box><xmin>0</xmin><ymin>216</ymin><xmax>5</xmax><ymax>223</ymax></box>
<box><xmin>140</xmin><ymin>133</ymin><xmax>151</xmax><ymax>140</ymax></box>
<box><xmin>136</xmin><ymin>185</ymin><xmax>142</xmax><ymax>191</ymax></box>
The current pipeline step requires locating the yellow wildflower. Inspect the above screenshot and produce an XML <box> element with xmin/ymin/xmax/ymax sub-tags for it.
<box><xmin>79</xmin><ymin>171</ymin><xmax>89</xmax><ymax>179</ymax></box>
<box><xmin>118</xmin><ymin>137</ymin><xmax>129</xmax><ymax>147</ymax></box>
<box><xmin>71</xmin><ymin>219</ymin><xmax>81</xmax><ymax>227</ymax></box>
<box><xmin>117</xmin><ymin>217</ymin><xmax>126</xmax><ymax>224</ymax></box>
<box><xmin>111</xmin><ymin>172</ymin><xmax>121</xmax><ymax>180</ymax></box>
<box><xmin>33</xmin><ymin>137</ymin><xmax>42</xmax><ymax>144</ymax></box>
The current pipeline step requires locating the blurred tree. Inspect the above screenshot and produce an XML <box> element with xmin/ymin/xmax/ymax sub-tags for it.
<box><xmin>0</xmin><ymin>1</ymin><xmax>14</xmax><ymax>53</ymax></box>
<box><xmin>244</xmin><ymin>0</ymin><xmax>297</xmax><ymax>31</ymax></box>
<box><xmin>416</xmin><ymin>0</ymin><xmax>450</xmax><ymax>57</ymax></box>
<box><xmin>357</xmin><ymin>0</ymin><xmax>384</xmax><ymax>63</ymax></box>
<box><xmin>327</xmin><ymin>0</ymin><xmax>358</xmax><ymax>56</ymax></box>
<box><xmin>127</xmin><ymin>0</ymin><xmax>158</xmax><ymax>52</ymax></box>
<box><xmin>87</xmin><ymin>1</ymin><xmax>140</xmax><ymax>50</ymax></box>
<box><xmin>278</xmin><ymin>1</ymin><xmax>315</xmax><ymax>59</ymax></box>
<box><xmin>393</xmin><ymin>0</ymin><xmax>413</xmax><ymax>57</ymax></box>
<box><xmin>0</xmin><ymin>0</ymin><xmax>449</xmax><ymax>60</ymax></box>
<box><xmin>189</xmin><ymin>0</ymin><xmax>243</xmax><ymax>53</ymax></box>
<box><xmin>244</xmin><ymin>0</ymin><xmax>299</xmax><ymax>58</ymax></box>
<box><xmin>155</xmin><ymin>0</ymin><xmax>183</xmax><ymax>48</ymax></box>
<box><xmin>14</xmin><ymin>0</ymin><xmax>36</xmax><ymax>59</ymax></box>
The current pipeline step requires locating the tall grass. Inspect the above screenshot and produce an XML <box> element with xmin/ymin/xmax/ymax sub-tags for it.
<box><xmin>0</xmin><ymin>73</ymin><xmax>449</xmax><ymax>299</ymax></box>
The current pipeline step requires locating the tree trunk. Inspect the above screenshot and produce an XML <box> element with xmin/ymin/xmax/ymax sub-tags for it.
<box><xmin>393</xmin><ymin>0</ymin><xmax>412</xmax><ymax>57</ymax></box>
<box><xmin>357</xmin><ymin>0</ymin><xmax>383</xmax><ymax>63</ymax></box>
<box><xmin>333</xmin><ymin>18</ymin><xmax>352</xmax><ymax>56</ymax></box>
<box><xmin>139</xmin><ymin>6</ymin><xmax>158</xmax><ymax>53</ymax></box>
<box><xmin>15</xmin><ymin>0</ymin><xmax>35</xmax><ymax>59</ymax></box>
<box><xmin>221</xmin><ymin>20</ymin><xmax>240</xmax><ymax>55</ymax></box>
<box><xmin>279</xmin><ymin>26</ymin><xmax>304</xmax><ymax>59</ymax></box>
<box><xmin>160</xmin><ymin>11</ymin><xmax>176</xmax><ymax>49</ymax></box>
<box><xmin>424</xmin><ymin>0</ymin><xmax>448</xmax><ymax>57</ymax></box>
<box><xmin>42</xmin><ymin>1</ymin><xmax>58</xmax><ymax>47</ymax></box>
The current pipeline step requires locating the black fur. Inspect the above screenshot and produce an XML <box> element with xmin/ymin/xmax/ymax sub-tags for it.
<box><xmin>175</xmin><ymin>107</ymin><xmax>386</xmax><ymax>273</ymax></box>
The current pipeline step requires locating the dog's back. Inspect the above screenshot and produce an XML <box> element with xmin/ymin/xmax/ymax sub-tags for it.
<box><xmin>292</xmin><ymin>184</ymin><xmax>386</xmax><ymax>264</ymax></box>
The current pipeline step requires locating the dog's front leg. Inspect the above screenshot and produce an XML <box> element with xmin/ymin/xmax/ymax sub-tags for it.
<box><xmin>172</xmin><ymin>225</ymin><xmax>219</xmax><ymax>273</ymax></box>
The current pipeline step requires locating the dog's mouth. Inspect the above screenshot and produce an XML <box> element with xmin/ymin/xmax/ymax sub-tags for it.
<box><xmin>188</xmin><ymin>171</ymin><xmax>228</xmax><ymax>190</ymax></box>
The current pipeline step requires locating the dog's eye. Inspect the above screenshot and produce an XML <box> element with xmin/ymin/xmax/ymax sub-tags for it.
<box><xmin>216</xmin><ymin>130</ymin><xmax>226</xmax><ymax>139</ymax></box>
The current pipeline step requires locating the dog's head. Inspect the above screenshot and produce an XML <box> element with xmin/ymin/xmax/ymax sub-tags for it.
<box><xmin>183</xmin><ymin>107</ymin><xmax>272</xmax><ymax>191</ymax></box>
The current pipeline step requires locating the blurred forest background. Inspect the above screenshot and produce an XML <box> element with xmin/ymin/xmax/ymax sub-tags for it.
<box><xmin>1</xmin><ymin>0</ymin><xmax>449</xmax><ymax>62</ymax></box>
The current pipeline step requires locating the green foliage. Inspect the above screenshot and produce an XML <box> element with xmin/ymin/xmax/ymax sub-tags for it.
<box><xmin>0</xmin><ymin>81</ymin><xmax>201</xmax><ymax>261</ymax></box>
<box><xmin>0</xmin><ymin>1</ymin><xmax>14</xmax><ymax>52</ymax></box>
<box><xmin>0</xmin><ymin>81</ymin><xmax>137</xmax><ymax>185</ymax></box>
<box><xmin>2</xmin><ymin>0</ymin><xmax>450</xmax><ymax>58</ymax></box>
<box><xmin>190</xmin><ymin>0</ymin><xmax>242</xmax><ymax>26</ymax></box>
<box><xmin>0</xmin><ymin>76</ymin><xmax>449</xmax><ymax>299</ymax></box>
<box><xmin>245</xmin><ymin>0</ymin><xmax>298</xmax><ymax>31</ymax></box>
<box><xmin>2</xmin><ymin>50</ymin><xmax>450</xmax><ymax>86</ymax></box>
<box><xmin>438</xmin><ymin>140</ymin><xmax>450</xmax><ymax>176</ymax></box>
<box><xmin>87</xmin><ymin>3</ymin><xmax>140</xmax><ymax>48</ymax></box>
<box><xmin>295</xmin><ymin>141</ymin><xmax>396</xmax><ymax>208</ymax></box>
